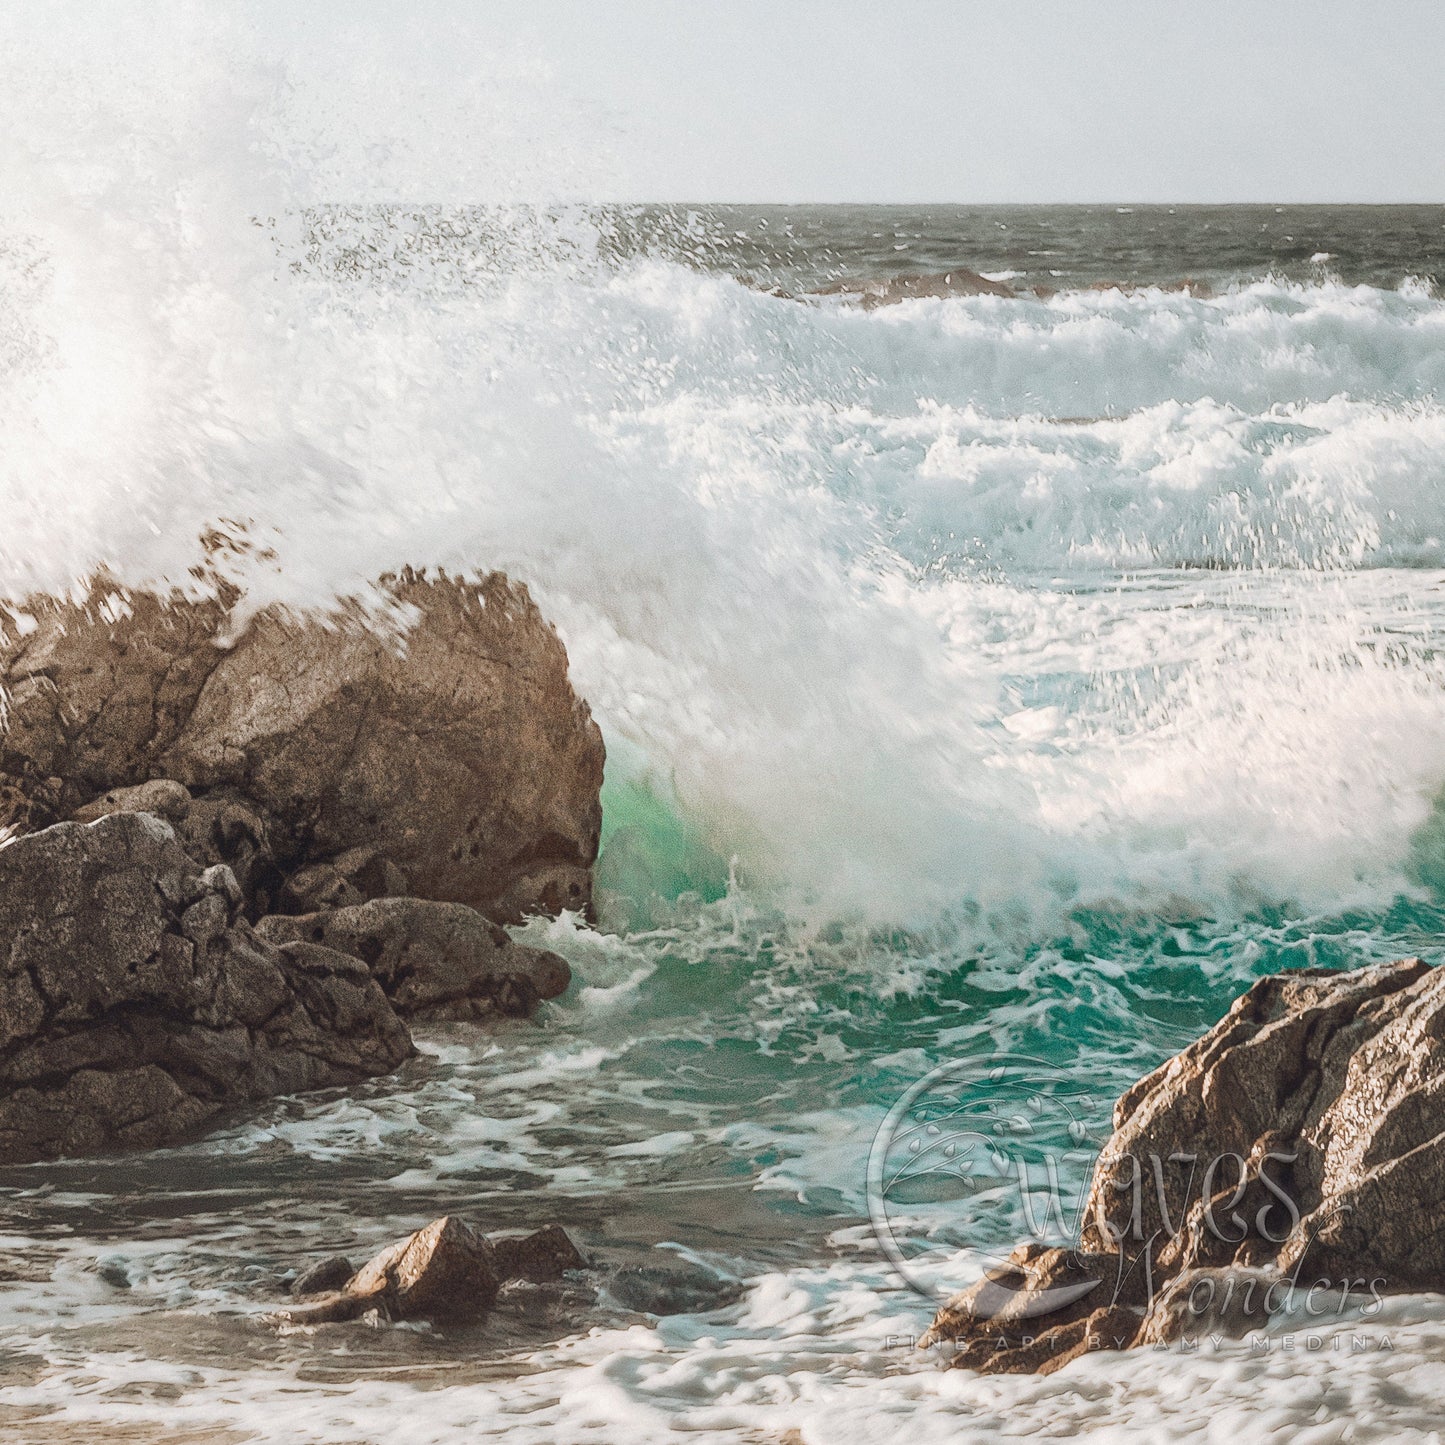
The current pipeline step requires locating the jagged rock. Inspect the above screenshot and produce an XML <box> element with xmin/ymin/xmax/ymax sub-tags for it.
<box><xmin>927</xmin><ymin>958</ymin><xmax>1445</xmax><ymax>1372</ymax></box>
<box><xmin>277</xmin><ymin>1217</ymin><xmax>585</xmax><ymax>1327</ymax></box>
<box><xmin>277</xmin><ymin>847</ymin><xmax>409</xmax><ymax>915</ymax></box>
<box><xmin>491</xmin><ymin>1224</ymin><xmax>587</xmax><ymax>1283</ymax></box>
<box><xmin>343</xmin><ymin>1216</ymin><xmax>499</xmax><ymax>1322</ymax></box>
<box><xmin>0</xmin><ymin>570</ymin><xmax>605</xmax><ymax>923</ymax></box>
<box><xmin>255</xmin><ymin>898</ymin><xmax>570</xmax><ymax>1021</ymax></box>
<box><xmin>73</xmin><ymin>778</ymin><xmax>192</xmax><ymax>825</ymax></box>
<box><xmin>0</xmin><ymin>813</ymin><xmax>414</xmax><ymax>1164</ymax></box>
<box><xmin>0</xmin><ymin>584</ymin><xmax>231</xmax><ymax>832</ymax></box>
<box><xmin>1081</xmin><ymin>958</ymin><xmax>1445</xmax><ymax>1290</ymax></box>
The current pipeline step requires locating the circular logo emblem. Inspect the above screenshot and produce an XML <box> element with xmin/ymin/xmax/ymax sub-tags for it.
<box><xmin>867</xmin><ymin>1053</ymin><xmax>1107</xmax><ymax>1300</ymax></box>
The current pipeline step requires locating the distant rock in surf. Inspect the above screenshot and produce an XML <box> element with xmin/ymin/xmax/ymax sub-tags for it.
<box><xmin>813</xmin><ymin>268</ymin><xmax>1017</xmax><ymax>308</ymax></box>
<box><xmin>924</xmin><ymin>957</ymin><xmax>1445</xmax><ymax>1372</ymax></box>
<box><xmin>0</xmin><ymin>568</ymin><xmax>605</xmax><ymax>926</ymax></box>
<box><xmin>0</xmin><ymin>812</ymin><xmax>414</xmax><ymax>1164</ymax></box>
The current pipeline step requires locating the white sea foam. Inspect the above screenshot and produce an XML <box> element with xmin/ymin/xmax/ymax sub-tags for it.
<box><xmin>3</xmin><ymin>12</ymin><xmax>1444</xmax><ymax>927</ymax></box>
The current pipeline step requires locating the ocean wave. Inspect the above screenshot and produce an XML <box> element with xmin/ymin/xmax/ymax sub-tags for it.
<box><xmin>3</xmin><ymin>11</ymin><xmax>1445</xmax><ymax>934</ymax></box>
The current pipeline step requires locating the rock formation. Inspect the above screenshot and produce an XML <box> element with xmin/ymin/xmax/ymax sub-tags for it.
<box><xmin>0</xmin><ymin>812</ymin><xmax>414</xmax><ymax>1164</ymax></box>
<box><xmin>0</xmin><ymin>568</ymin><xmax>600</xmax><ymax>1163</ymax></box>
<box><xmin>0</xmin><ymin>569</ymin><xmax>605</xmax><ymax>924</ymax></box>
<box><xmin>255</xmin><ymin>898</ymin><xmax>569</xmax><ymax>1021</ymax></box>
<box><xmin>923</xmin><ymin>958</ymin><xmax>1445</xmax><ymax>1372</ymax></box>
<box><xmin>281</xmin><ymin>1217</ymin><xmax>588</xmax><ymax>1325</ymax></box>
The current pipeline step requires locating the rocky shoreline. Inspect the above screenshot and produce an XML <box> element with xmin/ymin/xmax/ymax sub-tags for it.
<box><xmin>0</xmin><ymin>570</ymin><xmax>603</xmax><ymax>1164</ymax></box>
<box><xmin>2</xmin><ymin>569</ymin><xmax>1441</xmax><ymax>1375</ymax></box>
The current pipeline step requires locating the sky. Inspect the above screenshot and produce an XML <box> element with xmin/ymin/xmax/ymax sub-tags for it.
<box><xmin>287</xmin><ymin>0</ymin><xmax>1445</xmax><ymax>204</ymax></box>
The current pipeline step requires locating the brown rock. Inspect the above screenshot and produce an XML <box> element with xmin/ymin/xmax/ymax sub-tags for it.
<box><xmin>920</xmin><ymin>1244</ymin><xmax>1147</xmax><ymax>1356</ymax></box>
<box><xmin>491</xmin><ymin>1224</ymin><xmax>588</xmax><ymax>1283</ymax></box>
<box><xmin>1035</xmin><ymin>1305</ymin><xmax>1143</xmax><ymax>1375</ymax></box>
<box><xmin>163</xmin><ymin>571</ymin><xmax>603</xmax><ymax>923</ymax></box>
<box><xmin>1136</xmin><ymin>1266</ymin><xmax>1278</xmax><ymax>1345</ymax></box>
<box><xmin>72</xmin><ymin>778</ymin><xmax>193</xmax><ymax>826</ymax></box>
<box><xmin>291</xmin><ymin>1255</ymin><xmax>356</xmax><ymax>1298</ymax></box>
<box><xmin>0</xmin><ymin>570</ymin><xmax>605</xmax><ymax>925</ymax></box>
<box><xmin>1081</xmin><ymin>958</ymin><xmax>1445</xmax><ymax>1292</ymax></box>
<box><xmin>255</xmin><ymin>898</ymin><xmax>570</xmax><ymax>1021</ymax></box>
<box><xmin>342</xmin><ymin>1216</ymin><xmax>500</xmax><ymax>1323</ymax></box>
<box><xmin>277</xmin><ymin>1220</ymin><xmax>588</xmax><ymax>1327</ymax></box>
<box><xmin>925</xmin><ymin>958</ymin><xmax>1445</xmax><ymax>1372</ymax></box>
<box><xmin>0</xmin><ymin>812</ymin><xmax>414</xmax><ymax>1164</ymax></box>
<box><xmin>0</xmin><ymin>580</ymin><xmax>231</xmax><ymax>832</ymax></box>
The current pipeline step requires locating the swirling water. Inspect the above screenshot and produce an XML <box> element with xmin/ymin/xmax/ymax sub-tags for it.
<box><xmin>2</xmin><ymin>10</ymin><xmax>1445</xmax><ymax>1441</ymax></box>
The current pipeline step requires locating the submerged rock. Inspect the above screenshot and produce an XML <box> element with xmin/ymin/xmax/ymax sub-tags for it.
<box><xmin>925</xmin><ymin>958</ymin><xmax>1445</xmax><ymax>1371</ymax></box>
<box><xmin>608</xmin><ymin>1260</ymin><xmax>745</xmax><ymax>1316</ymax></box>
<box><xmin>0</xmin><ymin>570</ymin><xmax>604</xmax><ymax>924</ymax></box>
<box><xmin>255</xmin><ymin>898</ymin><xmax>570</xmax><ymax>1021</ymax></box>
<box><xmin>490</xmin><ymin>1224</ymin><xmax>588</xmax><ymax>1284</ymax></box>
<box><xmin>278</xmin><ymin>1217</ymin><xmax>587</xmax><ymax>1326</ymax></box>
<box><xmin>0</xmin><ymin>813</ymin><xmax>414</xmax><ymax>1164</ymax></box>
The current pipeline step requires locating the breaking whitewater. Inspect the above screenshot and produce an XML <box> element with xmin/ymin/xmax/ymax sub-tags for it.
<box><xmin>4</xmin><ymin>13</ymin><xmax>1445</xmax><ymax>1443</ymax></box>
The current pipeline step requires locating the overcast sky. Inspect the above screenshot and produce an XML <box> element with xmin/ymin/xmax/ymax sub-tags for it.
<box><xmin>277</xmin><ymin>1</ymin><xmax>1444</xmax><ymax>204</ymax></box>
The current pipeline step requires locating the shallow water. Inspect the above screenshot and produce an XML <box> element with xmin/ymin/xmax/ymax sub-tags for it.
<box><xmin>3</xmin><ymin>8</ymin><xmax>1445</xmax><ymax>1440</ymax></box>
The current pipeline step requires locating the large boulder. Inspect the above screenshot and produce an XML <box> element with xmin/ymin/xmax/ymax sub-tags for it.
<box><xmin>925</xmin><ymin>958</ymin><xmax>1445</xmax><ymax>1371</ymax></box>
<box><xmin>0</xmin><ymin>570</ymin><xmax>605</xmax><ymax>923</ymax></box>
<box><xmin>255</xmin><ymin>898</ymin><xmax>571</xmax><ymax>1021</ymax></box>
<box><xmin>0</xmin><ymin>813</ymin><xmax>414</xmax><ymax>1164</ymax></box>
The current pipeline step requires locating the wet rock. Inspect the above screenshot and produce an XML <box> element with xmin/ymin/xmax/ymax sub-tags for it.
<box><xmin>343</xmin><ymin>1216</ymin><xmax>499</xmax><ymax>1323</ymax></box>
<box><xmin>1081</xmin><ymin>957</ymin><xmax>1445</xmax><ymax>1290</ymax></box>
<box><xmin>274</xmin><ymin>1216</ymin><xmax>575</xmax><ymax>1326</ymax></box>
<box><xmin>920</xmin><ymin>1244</ymin><xmax>1147</xmax><ymax>1374</ymax></box>
<box><xmin>255</xmin><ymin>898</ymin><xmax>570</xmax><ymax>1021</ymax></box>
<box><xmin>0</xmin><ymin>570</ymin><xmax>605</xmax><ymax>924</ymax></box>
<box><xmin>0</xmin><ymin>812</ymin><xmax>414</xmax><ymax>1164</ymax></box>
<box><xmin>927</xmin><ymin>958</ymin><xmax>1445</xmax><ymax>1371</ymax></box>
<box><xmin>608</xmin><ymin>1260</ymin><xmax>744</xmax><ymax>1316</ymax></box>
<box><xmin>291</xmin><ymin>1255</ymin><xmax>357</xmax><ymax>1298</ymax></box>
<box><xmin>1135</xmin><ymin>1266</ymin><xmax>1279</xmax><ymax>1345</ymax></box>
<box><xmin>491</xmin><ymin>1224</ymin><xmax>587</xmax><ymax>1283</ymax></box>
<box><xmin>495</xmin><ymin>1277</ymin><xmax>597</xmax><ymax>1325</ymax></box>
